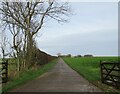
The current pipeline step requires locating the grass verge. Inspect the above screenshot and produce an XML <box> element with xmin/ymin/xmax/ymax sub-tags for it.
<box><xmin>63</xmin><ymin>57</ymin><xmax>120</xmax><ymax>92</ymax></box>
<box><xmin>2</xmin><ymin>59</ymin><xmax>57</xmax><ymax>93</ymax></box>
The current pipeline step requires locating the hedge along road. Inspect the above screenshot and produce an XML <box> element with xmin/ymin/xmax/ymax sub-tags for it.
<box><xmin>10</xmin><ymin>58</ymin><xmax>102</xmax><ymax>92</ymax></box>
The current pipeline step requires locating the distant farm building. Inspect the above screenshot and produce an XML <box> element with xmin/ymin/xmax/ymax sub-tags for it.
<box><xmin>84</xmin><ymin>54</ymin><xmax>93</xmax><ymax>57</ymax></box>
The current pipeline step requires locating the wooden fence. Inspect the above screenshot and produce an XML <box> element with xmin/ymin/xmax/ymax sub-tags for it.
<box><xmin>0</xmin><ymin>60</ymin><xmax>8</xmax><ymax>83</ymax></box>
<box><xmin>100</xmin><ymin>61</ymin><xmax>120</xmax><ymax>89</ymax></box>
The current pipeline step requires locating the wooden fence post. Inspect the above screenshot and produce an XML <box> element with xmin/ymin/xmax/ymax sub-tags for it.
<box><xmin>100</xmin><ymin>60</ymin><xmax>104</xmax><ymax>83</ymax></box>
<box><xmin>118</xmin><ymin>63</ymin><xmax>120</xmax><ymax>89</ymax></box>
<box><xmin>6</xmin><ymin>60</ymin><xmax>8</xmax><ymax>82</ymax></box>
<box><xmin>2</xmin><ymin>60</ymin><xmax>8</xmax><ymax>83</ymax></box>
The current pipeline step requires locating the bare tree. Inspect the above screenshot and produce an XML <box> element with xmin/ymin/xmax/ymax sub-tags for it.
<box><xmin>0</xmin><ymin>1</ymin><xmax>71</xmax><ymax>68</ymax></box>
<box><xmin>9</xmin><ymin>24</ymin><xmax>23</xmax><ymax>71</ymax></box>
<box><xmin>0</xmin><ymin>31</ymin><xmax>9</xmax><ymax>61</ymax></box>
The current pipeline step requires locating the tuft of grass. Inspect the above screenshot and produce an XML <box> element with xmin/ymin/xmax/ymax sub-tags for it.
<box><xmin>2</xmin><ymin>59</ymin><xmax>57</xmax><ymax>93</ymax></box>
<box><xmin>63</xmin><ymin>57</ymin><xmax>119</xmax><ymax>92</ymax></box>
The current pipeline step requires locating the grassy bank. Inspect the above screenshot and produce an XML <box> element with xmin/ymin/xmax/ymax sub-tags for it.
<box><xmin>63</xmin><ymin>57</ymin><xmax>119</xmax><ymax>92</ymax></box>
<box><xmin>2</xmin><ymin>59</ymin><xmax>57</xmax><ymax>93</ymax></box>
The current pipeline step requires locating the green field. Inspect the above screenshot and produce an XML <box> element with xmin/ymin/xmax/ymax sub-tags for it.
<box><xmin>63</xmin><ymin>56</ymin><xmax>119</xmax><ymax>92</ymax></box>
<box><xmin>2</xmin><ymin>59</ymin><xmax>57</xmax><ymax>93</ymax></box>
<box><xmin>0</xmin><ymin>59</ymin><xmax>2</xmax><ymax>62</ymax></box>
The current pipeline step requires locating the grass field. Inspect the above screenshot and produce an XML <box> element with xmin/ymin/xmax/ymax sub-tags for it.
<box><xmin>63</xmin><ymin>56</ymin><xmax>119</xmax><ymax>92</ymax></box>
<box><xmin>2</xmin><ymin>59</ymin><xmax>57</xmax><ymax>93</ymax></box>
<box><xmin>0</xmin><ymin>59</ymin><xmax>1</xmax><ymax>61</ymax></box>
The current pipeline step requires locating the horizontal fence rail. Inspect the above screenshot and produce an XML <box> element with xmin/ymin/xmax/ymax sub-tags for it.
<box><xmin>100</xmin><ymin>61</ymin><xmax>120</xmax><ymax>89</ymax></box>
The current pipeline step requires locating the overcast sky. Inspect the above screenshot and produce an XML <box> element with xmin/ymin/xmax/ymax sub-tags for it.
<box><xmin>36</xmin><ymin>2</ymin><xmax>118</xmax><ymax>56</ymax></box>
<box><xmin>0</xmin><ymin>1</ymin><xmax>118</xmax><ymax>57</ymax></box>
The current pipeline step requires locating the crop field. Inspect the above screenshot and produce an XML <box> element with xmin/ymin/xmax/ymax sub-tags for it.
<box><xmin>63</xmin><ymin>56</ymin><xmax>119</xmax><ymax>92</ymax></box>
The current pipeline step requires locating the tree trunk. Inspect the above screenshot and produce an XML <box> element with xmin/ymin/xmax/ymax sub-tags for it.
<box><xmin>26</xmin><ymin>30</ymin><xmax>34</xmax><ymax>68</ymax></box>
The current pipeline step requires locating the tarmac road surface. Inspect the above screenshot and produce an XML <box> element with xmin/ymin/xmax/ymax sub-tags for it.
<box><xmin>10</xmin><ymin>58</ymin><xmax>102</xmax><ymax>92</ymax></box>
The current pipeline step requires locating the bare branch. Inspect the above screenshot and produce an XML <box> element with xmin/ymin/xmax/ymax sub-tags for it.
<box><xmin>0</xmin><ymin>1</ymin><xmax>72</xmax><ymax>68</ymax></box>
